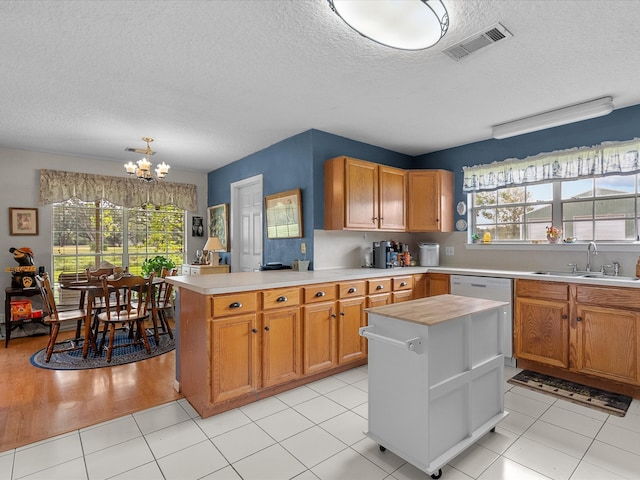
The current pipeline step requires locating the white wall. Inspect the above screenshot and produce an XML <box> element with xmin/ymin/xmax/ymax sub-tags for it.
<box><xmin>314</xmin><ymin>229</ymin><xmax>640</xmax><ymax>277</ymax></box>
<box><xmin>0</xmin><ymin>147</ymin><xmax>208</xmax><ymax>293</ymax></box>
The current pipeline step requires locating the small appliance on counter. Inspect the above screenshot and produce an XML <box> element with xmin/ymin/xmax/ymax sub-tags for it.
<box><xmin>418</xmin><ymin>242</ymin><xmax>439</xmax><ymax>266</ymax></box>
<box><xmin>372</xmin><ymin>241</ymin><xmax>392</xmax><ymax>269</ymax></box>
<box><xmin>259</xmin><ymin>262</ymin><xmax>292</xmax><ymax>271</ymax></box>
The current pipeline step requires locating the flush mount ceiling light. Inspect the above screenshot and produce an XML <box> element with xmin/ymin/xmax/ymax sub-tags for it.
<box><xmin>123</xmin><ymin>137</ymin><xmax>170</xmax><ymax>182</ymax></box>
<box><xmin>328</xmin><ymin>0</ymin><xmax>449</xmax><ymax>51</ymax></box>
<box><xmin>492</xmin><ymin>97</ymin><xmax>615</xmax><ymax>139</ymax></box>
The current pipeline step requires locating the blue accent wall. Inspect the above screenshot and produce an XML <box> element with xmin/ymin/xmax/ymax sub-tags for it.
<box><xmin>414</xmin><ymin>103</ymin><xmax>640</xmax><ymax>227</ymax></box>
<box><xmin>209</xmin><ymin>104</ymin><xmax>640</xmax><ymax>266</ymax></box>
<box><xmin>208</xmin><ymin>129</ymin><xmax>411</xmax><ymax>269</ymax></box>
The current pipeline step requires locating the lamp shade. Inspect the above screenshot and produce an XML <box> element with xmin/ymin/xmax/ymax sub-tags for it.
<box><xmin>204</xmin><ymin>237</ymin><xmax>224</xmax><ymax>252</ymax></box>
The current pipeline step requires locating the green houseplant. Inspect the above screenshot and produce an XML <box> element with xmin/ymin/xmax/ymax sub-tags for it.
<box><xmin>141</xmin><ymin>256</ymin><xmax>177</xmax><ymax>277</ymax></box>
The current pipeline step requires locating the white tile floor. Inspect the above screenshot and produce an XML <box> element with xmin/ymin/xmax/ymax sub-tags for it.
<box><xmin>2</xmin><ymin>365</ymin><xmax>640</xmax><ymax>480</ymax></box>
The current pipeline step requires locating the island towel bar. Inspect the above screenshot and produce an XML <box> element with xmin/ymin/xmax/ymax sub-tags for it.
<box><xmin>359</xmin><ymin>326</ymin><xmax>423</xmax><ymax>354</ymax></box>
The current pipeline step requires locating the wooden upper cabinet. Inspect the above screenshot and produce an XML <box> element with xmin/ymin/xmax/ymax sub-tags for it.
<box><xmin>325</xmin><ymin>156</ymin><xmax>406</xmax><ymax>231</ymax></box>
<box><xmin>407</xmin><ymin>169</ymin><xmax>454</xmax><ymax>232</ymax></box>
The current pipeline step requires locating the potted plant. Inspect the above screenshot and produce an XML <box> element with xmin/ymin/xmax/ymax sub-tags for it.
<box><xmin>141</xmin><ymin>256</ymin><xmax>176</xmax><ymax>277</ymax></box>
<box><xmin>471</xmin><ymin>233</ymin><xmax>481</xmax><ymax>243</ymax></box>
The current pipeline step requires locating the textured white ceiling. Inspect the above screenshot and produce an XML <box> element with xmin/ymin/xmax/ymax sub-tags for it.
<box><xmin>1</xmin><ymin>0</ymin><xmax>640</xmax><ymax>173</ymax></box>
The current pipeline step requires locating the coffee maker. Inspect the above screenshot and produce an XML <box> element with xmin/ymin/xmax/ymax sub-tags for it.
<box><xmin>372</xmin><ymin>241</ymin><xmax>392</xmax><ymax>269</ymax></box>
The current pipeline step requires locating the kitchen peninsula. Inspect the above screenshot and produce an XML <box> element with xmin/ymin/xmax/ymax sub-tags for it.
<box><xmin>166</xmin><ymin>267</ymin><xmax>430</xmax><ymax>417</ymax></box>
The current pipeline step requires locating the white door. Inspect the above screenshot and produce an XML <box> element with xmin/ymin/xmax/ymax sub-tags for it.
<box><xmin>230</xmin><ymin>175</ymin><xmax>263</xmax><ymax>272</ymax></box>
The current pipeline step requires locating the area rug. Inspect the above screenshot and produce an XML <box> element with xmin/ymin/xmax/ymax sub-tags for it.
<box><xmin>508</xmin><ymin>370</ymin><xmax>632</xmax><ymax>417</ymax></box>
<box><xmin>30</xmin><ymin>330</ymin><xmax>175</xmax><ymax>370</ymax></box>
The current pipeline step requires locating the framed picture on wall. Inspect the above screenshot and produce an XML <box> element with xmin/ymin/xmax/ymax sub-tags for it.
<box><xmin>192</xmin><ymin>216</ymin><xmax>204</xmax><ymax>237</ymax></box>
<box><xmin>265</xmin><ymin>188</ymin><xmax>303</xmax><ymax>239</ymax></box>
<box><xmin>9</xmin><ymin>207</ymin><xmax>39</xmax><ymax>236</ymax></box>
<box><xmin>207</xmin><ymin>203</ymin><xmax>229</xmax><ymax>251</ymax></box>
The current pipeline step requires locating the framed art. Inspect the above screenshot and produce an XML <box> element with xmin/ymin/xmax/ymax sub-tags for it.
<box><xmin>265</xmin><ymin>188</ymin><xmax>303</xmax><ymax>239</ymax></box>
<box><xmin>9</xmin><ymin>207</ymin><xmax>39</xmax><ymax>236</ymax></box>
<box><xmin>207</xmin><ymin>203</ymin><xmax>229</xmax><ymax>251</ymax></box>
<box><xmin>192</xmin><ymin>216</ymin><xmax>204</xmax><ymax>237</ymax></box>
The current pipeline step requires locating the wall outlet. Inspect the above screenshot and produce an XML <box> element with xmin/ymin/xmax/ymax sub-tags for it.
<box><xmin>445</xmin><ymin>246</ymin><xmax>454</xmax><ymax>256</ymax></box>
<box><xmin>301</xmin><ymin>242</ymin><xmax>306</xmax><ymax>255</ymax></box>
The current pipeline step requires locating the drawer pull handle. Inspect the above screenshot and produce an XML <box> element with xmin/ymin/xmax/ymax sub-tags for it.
<box><xmin>562</xmin><ymin>314</ymin><xmax>568</xmax><ymax>319</ymax></box>
<box><xmin>376</xmin><ymin>284</ymin><xmax>384</xmax><ymax>290</ymax></box>
<box><xmin>229</xmin><ymin>302</ymin><xmax>242</xmax><ymax>309</ymax></box>
<box><xmin>340</xmin><ymin>312</ymin><xmax>345</xmax><ymax>316</ymax></box>
<box><xmin>264</xmin><ymin>326</ymin><xmax>270</xmax><ymax>331</ymax></box>
<box><xmin>276</xmin><ymin>296</ymin><xmax>287</xmax><ymax>303</ymax></box>
<box><xmin>331</xmin><ymin>313</ymin><xmax>337</xmax><ymax>318</ymax></box>
<box><xmin>315</xmin><ymin>291</ymin><xmax>326</xmax><ymax>297</ymax></box>
<box><xmin>348</xmin><ymin>287</ymin><xmax>357</xmax><ymax>293</ymax></box>
<box><xmin>400</xmin><ymin>281</ymin><xmax>407</xmax><ymax>287</ymax></box>
<box><xmin>576</xmin><ymin>316</ymin><xmax>582</xmax><ymax>322</ymax></box>
<box><xmin>252</xmin><ymin>328</ymin><xmax>258</xmax><ymax>333</ymax></box>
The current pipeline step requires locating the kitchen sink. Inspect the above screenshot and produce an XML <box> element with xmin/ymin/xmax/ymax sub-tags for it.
<box><xmin>532</xmin><ymin>271</ymin><xmax>639</xmax><ymax>281</ymax></box>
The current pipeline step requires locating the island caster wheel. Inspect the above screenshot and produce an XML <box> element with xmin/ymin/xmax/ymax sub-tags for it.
<box><xmin>379</xmin><ymin>445</ymin><xmax>386</xmax><ymax>452</ymax></box>
<box><xmin>431</xmin><ymin>469</ymin><xmax>442</xmax><ymax>479</ymax></box>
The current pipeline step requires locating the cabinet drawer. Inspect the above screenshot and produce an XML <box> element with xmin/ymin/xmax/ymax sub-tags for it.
<box><xmin>211</xmin><ymin>292</ymin><xmax>258</xmax><ymax>316</ymax></box>
<box><xmin>393</xmin><ymin>276</ymin><xmax>413</xmax><ymax>291</ymax></box>
<box><xmin>339</xmin><ymin>281</ymin><xmax>366</xmax><ymax>298</ymax></box>
<box><xmin>303</xmin><ymin>283</ymin><xmax>337</xmax><ymax>303</ymax></box>
<box><xmin>190</xmin><ymin>267</ymin><xmax>200</xmax><ymax>275</ymax></box>
<box><xmin>262</xmin><ymin>287</ymin><xmax>300</xmax><ymax>309</ymax></box>
<box><xmin>576</xmin><ymin>285</ymin><xmax>640</xmax><ymax>309</ymax></box>
<box><xmin>367</xmin><ymin>278</ymin><xmax>391</xmax><ymax>295</ymax></box>
<box><xmin>516</xmin><ymin>279</ymin><xmax>568</xmax><ymax>301</ymax></box>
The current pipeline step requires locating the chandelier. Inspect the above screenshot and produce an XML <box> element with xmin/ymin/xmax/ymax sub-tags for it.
<box><xmin>124</xmin><ymin>137</ymin><xmax>170</xmax><ymax>182</ymax></box>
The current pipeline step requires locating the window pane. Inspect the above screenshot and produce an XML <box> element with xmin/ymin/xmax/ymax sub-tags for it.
<box><xmin>497</xmin><ymin>187</ymin><xmax>526</xmax><ymax>205</ymax></box>
<box><xmin>474</xmin><ymin>191</ymin><xmax>497</xmax><ymax>206</ymax></box>
<box><xmin>475</xmin><ymin>208</ymin><xmax>496</xmax><ymax>225</ymax></box>
<box><xmin>525</xmin><ymin>204</ymin><xmax>552</xmax><ymax>223</ymax></box>
<box><xmin>526</xmin><ymin>184</ymin><xmax>552</xmax><ymax>202</ymax></box>
<box><xmin>562</xmin><ymin>179</ymin><xmax>593</xmax><ymax>199</ymax></box>
<box><xmin>595</xmin><ymin>175</ymin><xmax>635</xmax><ymax>195</ymax></box>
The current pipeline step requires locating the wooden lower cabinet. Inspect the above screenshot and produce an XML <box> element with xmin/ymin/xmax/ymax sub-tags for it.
<box><xmin>515</xmin><ymin>279</ymin><xmax>640</xmax><ymax>398</ymax></box>
<box><xmin>261</xmin><ymin>306</ymin><xmax>302</xmax><ymax>388</ymax></box>
<box><xmin>426</xmin><ymin>273</ymin><xmax>450</xmax><ymax>296</ymax></box>
<box><xmin>337</xmin><ymin>297</ymin><xmax>366</xmax><ymax>364</ymax></box>
<box><xmin>210</xmin><ymin>313</ymin><xmax>259</xmax><ymax>404</ymax></box>
<box><xmin>302</xmin><ymin>301</ymin><xmax>336</xmax><ymax>374</ymax></box>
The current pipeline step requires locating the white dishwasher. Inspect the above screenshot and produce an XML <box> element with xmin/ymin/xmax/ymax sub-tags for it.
<box><xmin>450</xmin><ymin>275</ymin><xmax>515</xmax><ymax>366</ymax></box>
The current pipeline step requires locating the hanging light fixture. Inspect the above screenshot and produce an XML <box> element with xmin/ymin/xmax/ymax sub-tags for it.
<box><xmin>328</xmin><ymin>0</ymin><xmax>449</xmax><ymax>51</ymax></box>
<box><xmin>124</xmin><ymin>137</ymin><xmax>170</xmax><ymax>182</ymax></box>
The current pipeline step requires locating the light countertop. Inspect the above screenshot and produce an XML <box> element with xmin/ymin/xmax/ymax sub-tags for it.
<box><xmin>165</xmin><ymin>265</ymin><xmax>640</xmax><ymax>295</ymax></box>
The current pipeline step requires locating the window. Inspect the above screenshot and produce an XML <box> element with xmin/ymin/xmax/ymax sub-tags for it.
<box><xmin>470</xmin><ymin>173</ymin><xmax>640</xmax><ymax>242</ymax></box>
<box><xmin>52</xmin><ymin>199</ymin><xmax>186</xmax><ymax>298</ymax></box>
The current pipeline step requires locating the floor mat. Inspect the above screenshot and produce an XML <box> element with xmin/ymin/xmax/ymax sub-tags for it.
<box><xmin>508</xmin><ymin>370</ymin><xmax>632</xmax><ymax>417</ymax></box>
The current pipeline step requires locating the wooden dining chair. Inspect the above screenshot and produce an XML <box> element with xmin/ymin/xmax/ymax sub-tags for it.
<box><xmin>151</xmin><ymin>267</ymin><xmax>177</xmax><ymax>341</ymax></box>
<box><xmin>35</xmin><ymin>273</ymin><xmax>97</xmax><ymax>362</ymax></box>
<box><xmin>96</xmin><ymin>274</ymin><xmax>154</xmax><ymax>362</ymax></box>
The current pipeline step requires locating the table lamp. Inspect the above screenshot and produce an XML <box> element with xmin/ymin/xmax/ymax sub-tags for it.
<box><xmin>203</xmin><ymin>237</ymin><xmax>224</xmax><ymax>265</ymax></box>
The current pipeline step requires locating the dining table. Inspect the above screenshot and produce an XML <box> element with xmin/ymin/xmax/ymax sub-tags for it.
<box><xmin>61</xmin><ymin>276</ymin><xmax>165</xmax><ymax>358</ymax></box>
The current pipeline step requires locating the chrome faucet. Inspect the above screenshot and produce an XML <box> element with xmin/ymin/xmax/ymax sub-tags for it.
<box><xmin>586</xmin><ymin>241</ymin><xmax>598</xmax><ymax>272</ymax></box>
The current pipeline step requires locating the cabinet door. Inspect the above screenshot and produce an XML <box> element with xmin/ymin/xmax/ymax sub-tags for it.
<box><xmin>345</xmin><ymin>158</ymin><xmax>378</xmax><ymax>230</ymax></box>
<box><xmin>427</xmin><ymin>273</ymin><xmax>450</xmax><ymax>296</ymax></box>
<box><xmin>211</xmin><ymin>314</ymin><xmax>259</xmax><ymax>404</ymax></box>
<box><xmin>378</xmin><ymin>165</ymin><xmax>406</xmax><ymax>231</ymax></box>
<box><xmin>574</xmin><ymin>304</ymin><xmax>639</xmax><ymax>385</ymax></box>
<box><xmin>514</xmin><ymin>297</ymin><xmax>569</xmax><ymax>368</ymax></box>
<box><xmin>302</xmin><ymin>302</ymin><xmax>336</xmax><ymax>374</ymax></box>
<box><xmin>407</xmin><ymin>170</ymin><xmax>453</xmax><ymax>232</ymax></box>
<box><xmin>337</xmin><ymin>297</ymin><xmax>366</xmax><ymax>364</ymax></box>
<box><xmin>262</xmin><ymin>307</ymin><xmax>302</xmax><ymax>388</ymax></box>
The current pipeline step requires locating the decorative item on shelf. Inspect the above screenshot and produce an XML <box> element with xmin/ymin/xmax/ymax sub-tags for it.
<box><xmin>6</xmin><ymin>247</ymin><xmax>37</xmax><ymax>288</ymax></box>
<box><xmin>482</xmin><ymin>231</ymin><xmax>492</xmax><ymax>244</ymax></box>
<box><xmin>563</xmin><ymin>237</ymin><xmax>577</xmax><ymax>244</ymax></box>
<box><xmin>123</xmin><ymin>137</ymin><xmax>170</xmax><ymax>182</ymax></box>
<box><xmin>546</xmin><ymin>225</ymin><xmax>562</xmax><ymax>243</ymax></box>
<box><xmin>471</xmin><ymin>233</ymin><xmax>481</xmax><ymax>243</ymax></box>
<box><xmin>141</xmin><ymin>256</ymin><xmax>176</xmax><ymax>277</ymax></box>
<box><xmin>204</xmin><ymin>237</ymin><xmax>224</xmax><ymax>266</ymax></box>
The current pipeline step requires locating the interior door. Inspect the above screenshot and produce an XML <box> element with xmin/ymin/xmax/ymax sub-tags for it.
<box><xmin>231</xmin><ymin>175</ymin><xmax>263</xmax><ymax>272</ymax></box>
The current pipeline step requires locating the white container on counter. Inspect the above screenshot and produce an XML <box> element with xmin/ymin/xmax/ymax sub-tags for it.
<box><xmin>418</xmin><ymin>243</ymin><xmax>439</xmax><ymax>266</ymax></box>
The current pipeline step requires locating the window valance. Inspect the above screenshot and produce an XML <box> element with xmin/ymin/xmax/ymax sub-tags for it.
<box><xmin>462</xmin><ymin>138</ymin><xmax>640</xmax><ymax>192</ymax></box>
<box><xmin>38</xmin><ymin>169</ymin><xmax>198</xmax><ymax>211</ymax></box>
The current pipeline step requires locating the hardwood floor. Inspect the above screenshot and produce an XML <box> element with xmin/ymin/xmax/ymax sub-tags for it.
<box><xmin>0</xmin><ymin>324</ymin><xmax>182</xmax><ymax>452</ymax></box>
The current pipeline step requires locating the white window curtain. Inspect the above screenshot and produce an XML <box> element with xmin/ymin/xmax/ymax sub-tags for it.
<box><xmin>462</xmin><ymin>138</ymin><xmax>640</xmax><ymax>192</ymax></box>
<box><xmin>38</xmin><ymin>169</ymin><xmax>198</xmax><ymax>211</ymax></box>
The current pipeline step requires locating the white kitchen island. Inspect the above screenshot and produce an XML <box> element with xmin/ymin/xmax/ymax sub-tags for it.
<box><xmin>362</xmin><ymin>294</ymin><xmax>509</xmax><ymax>479</ymax></box>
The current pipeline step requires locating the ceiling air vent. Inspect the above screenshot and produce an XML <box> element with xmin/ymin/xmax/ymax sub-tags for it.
<box><xmin>443</xmin><ymin>23</ymin><xmax>512</xmax><ymax>61</ymax></box>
